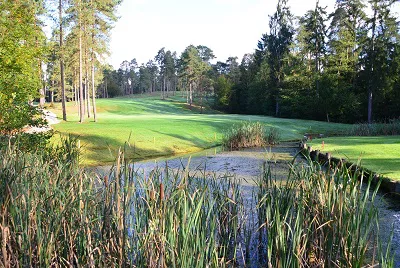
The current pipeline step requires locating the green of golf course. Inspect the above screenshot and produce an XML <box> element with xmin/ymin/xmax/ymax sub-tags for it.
<box><xmin>310</xmin><ymin>136</ymin><xmax>400</xmax><ymax>180</ymax></box>
<box><xmin>49</xmin><ymin>95</ymin><xmax>350</xmax><ymax>165</ymax></box>
<box><xmin>48</xmin><ymin>95</ymin><xmax>400</xmax><ymax>180</ymax></box>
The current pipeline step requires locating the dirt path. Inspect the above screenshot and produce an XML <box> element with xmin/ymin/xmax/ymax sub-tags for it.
<box><xmin>24</xmin><ymin>110</ymin><xmax>60</xmax><ymax>134</ymax></box>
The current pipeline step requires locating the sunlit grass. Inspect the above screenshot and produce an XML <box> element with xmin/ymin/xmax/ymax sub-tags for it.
<box><xmin>309</xmin><ymin>136</ymin><xmax>400</xmax><ymax>180</ymax></box>
<box><xmin>48</xmin><ymin>95</ymin><xmax>351</xmax><ymax>165</ymax></box>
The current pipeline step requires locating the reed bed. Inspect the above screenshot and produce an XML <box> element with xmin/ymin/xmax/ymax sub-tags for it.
<box><xmin>257</xmin><ymin>158</ymin><xmax>394</xmax><ymax>267</ymax></box>
<box><xmin>222</xmin><ymin>122</ymin><xmax>280</xmax><ymax>150</ymax></box>
<box><xmin>0</xmin><ymin>135</ymin><xmax>394</xmax><ymax>267</ymax></box>
<box><xmin>0</xmin><ymin>136</ymin><xmax>244</xmax><ymax>267</ymax></box>
<box><xmin>349</xmin><ymin>120</ymin><xmax>400</xmax><ymax>136</ymax></box>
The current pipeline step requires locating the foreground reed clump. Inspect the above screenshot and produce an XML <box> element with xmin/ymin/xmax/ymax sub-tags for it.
<box><xmin>257</xmin><ymin>158</ymin><xmax>394</xmax><ymax>267</ymax></box>
<box><xmin>0</xmin><ymin>134</ymin><xmax>394</xmax><ymax>267</ymax></box>
<box><xmin>222</xmin><ymin>122</ymin><xmax>280</xmax><ymax>150</ymax></box>
<box><xmin>0</xmin><ymin>136</ymin><xmax>244</xmax><ymax>267</ymax></box>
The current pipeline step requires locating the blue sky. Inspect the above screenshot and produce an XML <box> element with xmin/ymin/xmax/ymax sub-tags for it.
<box><xmin>109</xmin><ymin>0</ymin><xmax>400</xmax><ymax>69</ymax></box>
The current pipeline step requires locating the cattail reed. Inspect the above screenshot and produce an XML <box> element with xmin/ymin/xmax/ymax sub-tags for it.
<box><xmin>0</xmin><ymin>134</ymin><xmax>394</xmax><ymax>267</ymax></box>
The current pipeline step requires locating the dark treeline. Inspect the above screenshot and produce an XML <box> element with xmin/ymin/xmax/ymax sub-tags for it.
<box><xmin>105</xmin><ymin>0</ymin><xmax>400</xmax><ymax>123</ymax></box>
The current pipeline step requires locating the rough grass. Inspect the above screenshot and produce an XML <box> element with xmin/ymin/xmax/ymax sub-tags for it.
<box><xmin>309</xmin><ymin>136</ymin><xmax>400</xmax><ymax>180</ymax></box>
<box><xmin>48</xmin><ymin>95</ymin><xmax>351</xmax><ymax>165</ymax></box>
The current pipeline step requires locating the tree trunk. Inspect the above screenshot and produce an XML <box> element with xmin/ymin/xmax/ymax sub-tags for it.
<box><xmin>39</xmin><ymin>86</ymin><xmax>45</xmax><ymax>108</ymax></box>
<box><xmin>84</xmin><ymin>36</ymin><xmax>91</xmax><ymax>118</ymax></box>
<box><xmin>275</xmin><ymin>96</ymin><xmax>279</xmax><ymax>117</ymax></box>
<box><xmin>368</xmin><ymin>91</ymin><xmax>373</xmax><ymax>123</ymax></box>
<box><xmin>189</xmin><ymin>82</ymin><xmax>193</xmax><ymax>106</ymax></box>
<box><xmin>200</xmin><ymin>93</ymin><xmax>203</xmax><ymax>114</ymax></box>
<box><xmin>105</xmin><ymin>78</ymin><xmax>108</xmax><ymax>98</ymax></box>
<box><xmin>162</xmin><ymin>76</ymin><xmax>165</xmax><ymax>99</ymax></box>
<box><xmin>92</xmin><ymin>63</ymin><xmax>97</xmax><ymax>122</ymax></box>
<box><xmin>59</xmin><ymin>0</ymin><xmax>67</xmax><ymax>121</ymax></box>
<box><xmin>79</xmin><ymin>4</ymin><xmax>84</xmax><ymax>123</ymax></box>
<box><xmin>367</xmin><ymin>5</ymin><xmax>377</xmax><ymax>124</ymax></box>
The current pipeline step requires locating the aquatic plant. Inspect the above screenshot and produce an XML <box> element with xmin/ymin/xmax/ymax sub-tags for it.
<box><xmin>222</xmin><ymin>122</ymin><xmax>280</xmax><ymax>150</ymax></box>
<box><xmin>0</xmin><ymin>136</ymin><xmax>243</xmax><ymax>267</ymax></box>
<box><xmin>0</xmin><ymin>135</ymin><xmax>393</xmax><ymax>267</ymax></box>
<box><xmin>257</xmin><ymin>157</ymin><xmax>394</xmax><ymax>267</ymax></box>
<box><xmin>349</xmin><ymin>120</ymin><xmax>400</xmax><ymax>136</ymax></box>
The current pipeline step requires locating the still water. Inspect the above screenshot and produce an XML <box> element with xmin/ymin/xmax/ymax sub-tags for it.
<box><xmin>92</xmin><ymin>143</ymin><xmax>400</xmax><ymax>265</ymax></box>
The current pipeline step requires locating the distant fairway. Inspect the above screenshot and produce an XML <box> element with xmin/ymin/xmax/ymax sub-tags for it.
<box><xmin>49</xmin><ymin>95</ymin><xmax>351</xmax><ymax>165</ymax></box>
<box><xmin>310</xmin><ymin>136</ymin><xmax>400</xmax><ymax>180</ymax></box>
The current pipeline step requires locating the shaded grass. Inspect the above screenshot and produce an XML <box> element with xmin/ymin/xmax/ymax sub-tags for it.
<box><xmin>309</xmin><ymin>136</ymin><xmax>400</xmax><ymax>180</ymax></box>
<box><xmin>49</xmin><ymin>96</ymin><xmax>351</xmax><ymax>165</ymax></box>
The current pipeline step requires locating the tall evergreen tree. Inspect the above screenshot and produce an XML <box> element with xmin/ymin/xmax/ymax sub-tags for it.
<box><xmin>266</xmin><ymin>0</ymin><xmax>294</xmax><ymax>116</ymax></box>
<box><xmin>363</xmin><ymin>0</ymin><xmax>399</xmax><ymax>122</ymax></box>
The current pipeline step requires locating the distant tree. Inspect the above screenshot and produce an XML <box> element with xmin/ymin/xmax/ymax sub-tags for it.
<box><xmin>180</xmin><ymin>45</ymin><xmax>212</xmax><ymax>108</ymax></box>
<box><xmin>214</xmin><ymin>75</ymin><xmax>233</xmax><ymax>110</ymax></box>
<box><xmin>299</xmin><ymin>1</ymin><xmax>327</xmax><ymax>95</ymax></box>
<box><xmin>139</xmin><ymin>64</ymin><xmax>152</xmax><ymax>93</ymax></box>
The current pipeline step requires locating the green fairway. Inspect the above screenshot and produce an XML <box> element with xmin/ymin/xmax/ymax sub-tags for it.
<box><xmin>49</xmin><ymin>95</ymin><xmax>351</xmax><ymax>165</ymax></box>
<box><xmin>310</xmin><ymin>136</ymin><xmax>400</xmax><ymax>180</ymax></box>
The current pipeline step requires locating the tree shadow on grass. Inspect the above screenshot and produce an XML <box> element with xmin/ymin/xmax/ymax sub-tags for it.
<box><xmin>63</xmin><ymin>132</ymin><xmax>176</xmax><ymax>166</ymax></box>
<box><xmin>104</xmin><ymin>98</ymin><xmax>212</xmax><ymax>116</ymax></box>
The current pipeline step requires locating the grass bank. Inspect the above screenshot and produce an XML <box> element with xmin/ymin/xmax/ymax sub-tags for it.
<box><xmin>49</xmin><ymin>95</ymin><xmax>351</xmax><ymax>165</ymax></box>
<box><xmin>309</xmin><ymin>136</ymin><xmax>400</xmax><ymax>180</ymax></box>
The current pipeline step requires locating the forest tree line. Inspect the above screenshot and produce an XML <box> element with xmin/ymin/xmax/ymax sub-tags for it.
<box><xmin>103</xmin><ymin>0</ymin><xmax>400</xmax><ymax>123</ymax></box>
<box><xmin>1</xmin><ymin>0</ymin><xmax>399</xmax><ymax>133</ymax></box>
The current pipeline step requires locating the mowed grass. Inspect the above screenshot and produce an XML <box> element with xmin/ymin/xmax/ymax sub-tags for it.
<box><xmin>310</xmin><ymin>136</ymin><xmax>400</xmax><ymax>180</ymax></box>
<box><xmin>49</xmin><ymin>95</ymin><xmax>351</xmax><ymax>165</ymax></box>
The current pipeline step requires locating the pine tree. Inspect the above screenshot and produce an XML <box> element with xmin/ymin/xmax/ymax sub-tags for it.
<box><xmin>266</xmin><ymin>0</ymin><xmax>294</xmax><ymax>116</ymax></box>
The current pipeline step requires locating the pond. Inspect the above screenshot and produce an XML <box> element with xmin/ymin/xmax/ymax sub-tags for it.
<box><xmin>92</xmin><ymin>142</ymin><xmax>400</xmax><ymax>266</ymax></box>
